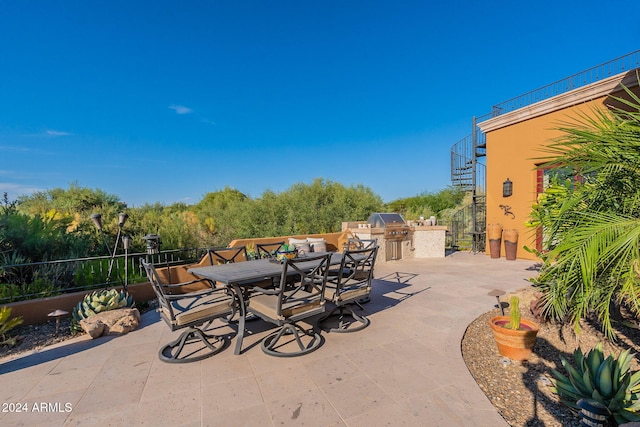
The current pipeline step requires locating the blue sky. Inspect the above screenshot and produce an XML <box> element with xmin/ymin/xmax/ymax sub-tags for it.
<box><xmin>1</xmin><ymin>1</ymin><xmax>638</xmax><ymax>206</ymax></box>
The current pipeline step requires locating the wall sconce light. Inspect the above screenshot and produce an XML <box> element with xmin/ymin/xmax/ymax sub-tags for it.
<box><xmin>503</xmin><ymin>178</ymin><xmax>513</xmax><ymax>198</ymax></box>
<box><xmin>90</xmin><ymin>212</ymin><xmax>130</xmax><ymax>288</ymax></box>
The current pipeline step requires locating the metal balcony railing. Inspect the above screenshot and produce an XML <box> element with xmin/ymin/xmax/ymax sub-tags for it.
<box><xmin>487</xmin><ymin>50</ymin><xmax>640</xmax><ymax>120</ymax></box>
<box><xmin>0</xmin><ymin>248</ymin><xmax>208</xmax><ymax>303</ymax></box>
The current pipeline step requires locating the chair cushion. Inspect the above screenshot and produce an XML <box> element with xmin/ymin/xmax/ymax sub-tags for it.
<box><xmin>249</xmin><ymin>290</ymin><xmax>322</xmax><ymax>320</ymax></box>
<box><xmin>167</xmin><ymin>293</ymin><xmax>233</xmax><ymax>327</ymax></box>
<box><xmin>324</xmin><ymin>285</ymin><xmax>369</xmax><ymax>303</ymax></box>
<box><xmin>324</xmin><ymin>284</ymin><xmax>338</xmax><ymax>300</ymax></box>
<box><xmin>337</xmin><ymin>287</ymin><xmax>370</xmax><ymax>302</ymax></box>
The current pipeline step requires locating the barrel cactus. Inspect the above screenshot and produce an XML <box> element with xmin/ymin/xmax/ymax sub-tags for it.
<box><xmin>71</xmin><ymin>289</ymin><xmax>134</xmax><ymax>332</ymax></box>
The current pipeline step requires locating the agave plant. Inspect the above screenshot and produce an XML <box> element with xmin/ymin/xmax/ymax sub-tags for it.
<box><xmin>0</xmin><ymin>306</ymin><xmax>24</xmax><ymax>346</ymax></box>
<box><xmin>71</xmin><ymin>289</ymin><xmax>134</xmax><ymax>332</ymax></box>
<box><xmin>551</xmin><ymin>342</ymin><xmax>640</xmax><ymax>425</ymax></box>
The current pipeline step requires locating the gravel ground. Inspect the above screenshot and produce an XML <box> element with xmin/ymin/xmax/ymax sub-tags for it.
<box><xmin>462</xmin><ymin>289</ymin><xmax>640</xmax><ymax>427</ymax></box>
<box><xmin>0</xmin><ymin>317</ymin><xmax>77</xmax><ymax>360</ymax></box>
<box><xmin>0</xmin><ymin>301</ymin><xmax>157</xmax><ymax>360</ymax></box>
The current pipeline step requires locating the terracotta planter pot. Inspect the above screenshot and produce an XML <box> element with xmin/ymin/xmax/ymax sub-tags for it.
<box><xmin>489</xmin><ymin>316</ymin><xmax>539</xmax><ymax>361</ymax></box>
<box><xmin>487</xmin><ymin>224</ymin><xmax>503</xmax><ymax>240</ymax></box>
<box><xmin>502</xmin><ymin>229</ymin><xmax>518</xmax><ymax>260</ymax></box>
<box><xmin>487</xmin><ymin>224</ymin><xmax>503</xmax><ymax>259</ymax></box>
<box><xmin>489</xmin><ymin>239</ymin><xmax>501</xmax><ymax>259</ymax></box>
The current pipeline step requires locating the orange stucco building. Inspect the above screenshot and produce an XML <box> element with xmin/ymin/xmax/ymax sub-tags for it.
<box><xmin>477</xmin><ymin>69</ymin><xmax>640</xmax><ymax>260</ymax></box>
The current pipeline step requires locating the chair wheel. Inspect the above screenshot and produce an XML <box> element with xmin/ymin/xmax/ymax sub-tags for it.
<box><xmin>318</xmin><ymin>306</ymin><xmax>370</xmax><ymax>333</ymax></box>
<box><xmin>261</xmin><ymin>323</ymin><xmax>323</xmax><ymax>357</ymax></box>
<box><xmin>159</xmin><ymin>327</ymin><xmax>226</xmax><ymax>363</ymax></box>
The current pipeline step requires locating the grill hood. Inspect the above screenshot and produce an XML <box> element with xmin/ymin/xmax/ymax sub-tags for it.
<box><xmin>366</xmin><ymin>213</ymin><xmax>407</xmax><ymax>228</ymax></box>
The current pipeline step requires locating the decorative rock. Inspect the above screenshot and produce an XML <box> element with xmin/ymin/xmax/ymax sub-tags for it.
<box><xmin>499</xmin><ymin>356</ymin><xmax>512</xmax><ymax>367</ymax></box>
<box><xmin>79</xmin><ymin>308</ymin><xmax>140</xmax><ymax>339</ymax></box>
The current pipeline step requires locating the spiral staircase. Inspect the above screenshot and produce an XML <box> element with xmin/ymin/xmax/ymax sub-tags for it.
<box><xmin>449</xmin><ymin>117</ymin><xmax>487</xmax><ymax>253</ymax></box>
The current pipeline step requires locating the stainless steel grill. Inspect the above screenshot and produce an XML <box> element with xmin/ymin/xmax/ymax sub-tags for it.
<box><xmin>367</xmin><ymin>213</ymin><xmax>411</xmax><ymax>241</ymax></box>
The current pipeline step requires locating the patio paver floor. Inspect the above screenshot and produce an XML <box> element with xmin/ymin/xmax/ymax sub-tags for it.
<box><xmin>0</xmin><ymin>252</ymin><xmax>537</xmax><ymax>426</ymax></box>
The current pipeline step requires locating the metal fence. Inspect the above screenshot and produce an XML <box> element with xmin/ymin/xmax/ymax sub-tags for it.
<box><xmin>0</xmin><ymin>248</ymin><xmax>209</xmax><ymax>304</ymax></box>
<box><xmin>488</xmin><ymin>50</ymin><xmax>640</xmax><ymax>119</ymax></box>
<box><xmin>447</xmin><ymin>199</ymin><xmax>486</xmax><ymax>253</ymax></box>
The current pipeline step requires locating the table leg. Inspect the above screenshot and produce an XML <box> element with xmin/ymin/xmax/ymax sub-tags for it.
<box><xmin>232</xmin><ymin>284</ymin><xmax>246</xmax><ymax>355</ymax></box>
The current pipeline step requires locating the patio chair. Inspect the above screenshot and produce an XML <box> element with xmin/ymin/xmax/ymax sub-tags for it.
<box><xmin>203</xmin><ymin>246</ymin><xmax>248</xmax><ymax>265</ymax></box>
<box><xmin>346</xmin><ymin>237</ymin><xmax>378</xmax><ymax>250</ymax></box>
<box><xmin>318</xmin><ymin>246</ymin><xmax>378</xmax><ymax>333</ymax></box>
<box><xmin>154</xmin><ymin>263</ymin><xmax>214</xmax><ymax>295</ymax></box>
<box><xmin>256</xmin><ymin>241</ymin><xmax>285</xmax><ymax>259</ymax></box>
<box><xmin>247</xmin><ymin>253</ymin><xmax>331</xmax><ymax>357</ymax></box>
<box><xmin>207</xmin><ymin>245</ymin><xmax>274</xmax><ymax>320</ymax></box>
<box><xmin>142</xmin><ymin>260</ymin><xmax>235</xmax><ymax>363</ymax></box>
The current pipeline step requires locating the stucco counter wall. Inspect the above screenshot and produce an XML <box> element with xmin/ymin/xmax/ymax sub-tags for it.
<box><xmin>412</xmin><ymin>226</ymin><xmax>447</xmax><ymax>258</ymax></box>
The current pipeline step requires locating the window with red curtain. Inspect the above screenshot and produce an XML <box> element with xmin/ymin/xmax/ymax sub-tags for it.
<box><xmin>535</xmin><ymin>167</ymin><xmax>583</xmax><ymax>252</ymax></box>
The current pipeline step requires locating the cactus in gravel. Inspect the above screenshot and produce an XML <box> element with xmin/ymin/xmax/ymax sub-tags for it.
<box><xmin>71</xmin><ymin>289</ymin><xmax>134</xmax><ymax>332</ymax></box>
<box><xmin>507</xmin><ymin>296</ymin><xmax>521</xmax><ymax>330</ymax></box>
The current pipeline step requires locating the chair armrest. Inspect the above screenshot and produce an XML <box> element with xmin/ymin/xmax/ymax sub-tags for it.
<box><xmin>163</xmin><ymin>279</ymin><xmax>214</xmax><ymax>289</ymax></box>
<box><xmin>164</xmin><ymin>286</ymin><xmax>221</xmax><ymax>301</ymax></box>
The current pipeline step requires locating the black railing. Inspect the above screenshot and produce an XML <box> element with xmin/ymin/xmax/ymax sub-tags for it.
<box><xmin>0</xmin><ymin>248</ymin><xmax>208</xmax><ymax>303</ymax></box>
<box><xmin>486</xmin><ymin>50</ymin><xmax>640</xmax><ymax>120</ymax></box>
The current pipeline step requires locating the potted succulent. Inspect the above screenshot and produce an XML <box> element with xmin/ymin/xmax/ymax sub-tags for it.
<box><xmin>275</xmin><ymin>243</ymin><xmax>298</xmax><ymax>261</ymax></box>
<box><xmin>245</xmin><ymin>243</ymin><xmax>259</xmax><ymax>260</ymax></box>
<box><xmin>489</xmin><ymin>296</ymin><xmax>539</xmax><ymax>361</ymax></box>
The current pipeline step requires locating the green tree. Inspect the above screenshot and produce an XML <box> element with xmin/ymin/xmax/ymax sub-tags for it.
<box><xmin>280</xmin><ymin>179</ymin><xmax>380</xmax><ymax>235</ymax></box>
<box><xmin>16</xmin><ymin>183</ymin><xmax>127</xmax><ymax>256</ymax></box>
<box><xmin>386</xmin><ymin>186</ymin><xmax>466</xmax><ymax>219</ymax></box>
<box><xmin>0</xmin><ymin>209</ymin><xmax>92</xmax><ymax>263</ymax></box>
<box><xmin>129</xmin><ymin>202</ymin><xmax>206</xmax><ymax>250</ymax></box>
<box><xmin>530</xmin><ymin>82</ymin><xmax>640</xmax><ymax>338</ymax></box>
<box><xmin>17</xmin><ymin>182</ymin><xmax>124</xmax><ymax>216</ymax></box>
<box><xmin>193</xmin><ymin>187</ymin><xmax>249</xmax><ymax>246</ymax></box>
<box><xmin>192</xmin><ymin>180</ymin><xmax>383</xmax><ymax>245</ymax></box>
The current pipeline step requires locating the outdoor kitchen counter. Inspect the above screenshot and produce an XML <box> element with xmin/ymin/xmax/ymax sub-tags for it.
<box><xmin>412</xmin><ymin>225</ymin><xmax>447</xmax><ymax>258</ymax></box>
<box><xmin>348</xmin><ymin>225</ymin><xmax>447</xmax><ymax>260</ymax></box>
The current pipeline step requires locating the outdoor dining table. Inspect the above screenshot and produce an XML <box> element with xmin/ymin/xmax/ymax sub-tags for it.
<box><xmin>188</xmin><ymin>251</ymin><xmax>345</xmax><ymax>355</ymax></box>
